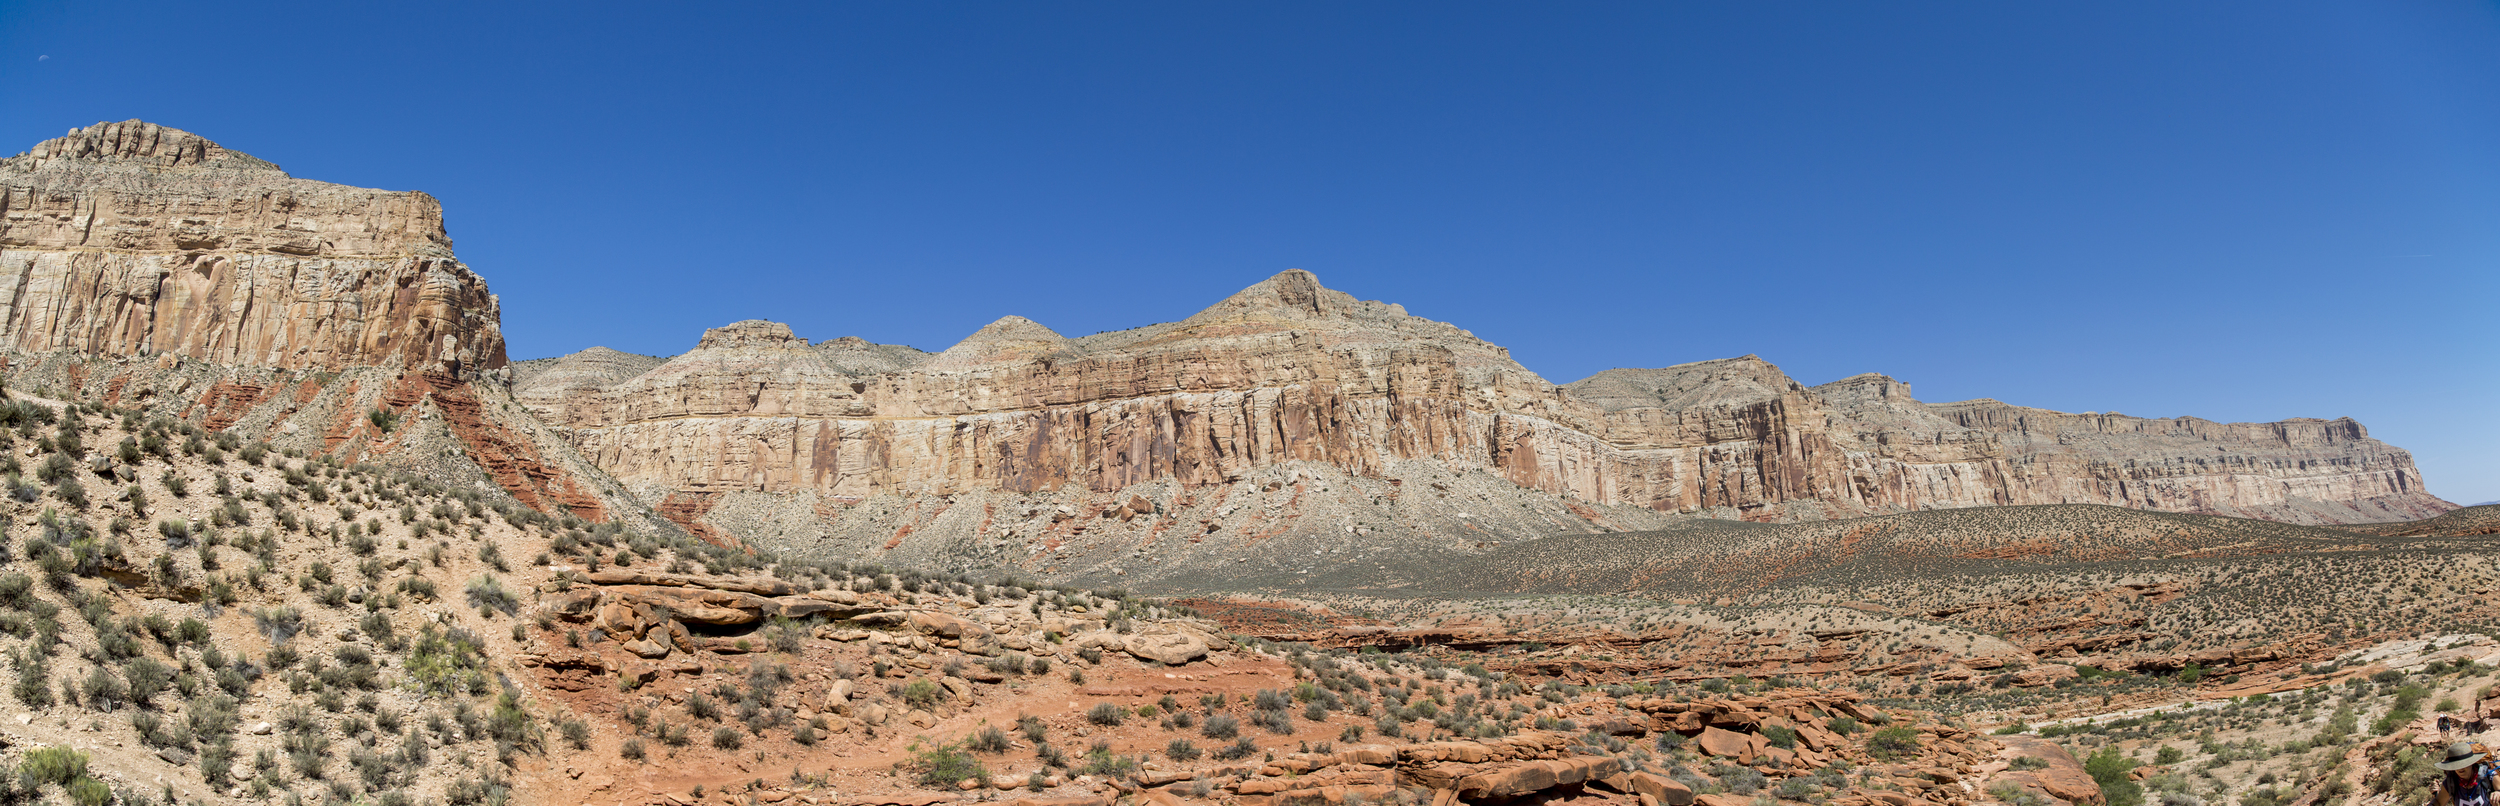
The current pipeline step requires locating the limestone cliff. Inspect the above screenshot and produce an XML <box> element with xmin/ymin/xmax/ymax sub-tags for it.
<box><xmin>515</xmin><ymin>271</ymin><xmax>2451</xmax><ymax>575</ymax></box>
<box><xmin>0</xmin><ymin>120</ymin><xmax>505</xmax><ymax>373</ymax></box>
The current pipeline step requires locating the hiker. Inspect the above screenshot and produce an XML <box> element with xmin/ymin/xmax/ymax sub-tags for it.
<box><xmin>2433</xmin><ymin>741</ymin><xmax>2500</xmax><ymax>806</ymax></box>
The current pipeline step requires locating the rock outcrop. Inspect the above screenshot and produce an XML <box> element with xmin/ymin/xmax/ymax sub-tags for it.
<box><xmin>0</xmin><ymin>122</ymin><xmax>648</xmax><ymax>526</ymax></box>
<box><xmin>0</xmin><ymin>120</ymin><xmax>505</xmax><ymax>373</ymax></box>
<box><xmin>515</xmin><ymin>270</ymin><xmax>2449</xmax><ymax>564</ymax></box>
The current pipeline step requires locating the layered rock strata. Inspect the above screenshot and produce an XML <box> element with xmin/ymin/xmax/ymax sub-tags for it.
<box><xmin>0</xmin><ymin>120</ymin><xmax>505</xmax><ymax>373</ymax></box>
<box><xmin>516</xmin><ymin>271</ymin><xmax>2448</xmax><ymax>568</ymax></box>
<box><xmin>0</xmin><ymin>122</ymin><xmax>642</xmax><ymax>523</ymax></box>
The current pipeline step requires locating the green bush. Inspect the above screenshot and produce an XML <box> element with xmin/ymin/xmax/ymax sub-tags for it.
<box><xmin>1866</xmin><ymin>725</ymin><xmax>1921</xmax><ymax>760</ymax></box>
<box><xmin>1081</xmin><ymin>742</ymin><xmax>1138</xmax><ymax>778</ymax></box>
<box><xmin>21</xmin><ymin>745</ymin><xmax>87</xmax><ymax>788</ymax></box>
<box><xmin>970</xmin><ymin>726</ymin><xmax>1011</xmax><ymax>754</ymax></box>
<box><xmin>2084</xmin><ymin>746</ymin><xmax>2144</xmax><ymax>806</ymax></box>
<box><xmin>913</xmin><ymin>742</ymin><xmax>988</xmax><ymax>788</ymax></box>
<box><xmin>464</xmin><ymin>575</ymin><xmax>518</xmax><ymax>616</ymax></box>
<box><xmin>65</xmin><ymin>776</ymin><xmax>111</xmax><ymax>806</ymax></box>
<box><xmin>406</xmin><ymin>626</ymin><xmax>486</xmax><ymax>695</ymax></box>
<box><xmin>902</xmin><ymin>679</ymin><xmax>943</xmax><ymax>710</ymax></box>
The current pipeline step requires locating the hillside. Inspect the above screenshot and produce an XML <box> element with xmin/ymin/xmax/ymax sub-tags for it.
<box><xmin>2341</xmin><ymin>503</ymin><xmax>2500</xmax><ymax>537</ymax></box>
<box><xmin>0</xmin><ymin>391</ymin><xmax>2066</xmax><ymax>806</ymax></box>
<box><xmin>1373</xmin><ymin>504</ymin><xmax>2386</xmax><ymax>597</ymax></box>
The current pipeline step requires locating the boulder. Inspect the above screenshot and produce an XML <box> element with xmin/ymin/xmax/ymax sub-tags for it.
<box><xmin>545</xmin><ymin>589</ymin><xmax>602</xmax><ymax>619</ymax></box>
<box><xmin>1694</xmin><ymin>727</ymin><xmax>1761</xmax><ymax>762</ymax></box>
<box><xmin>1997</xmin><ymin>736</ymin><xmax>2104</xmax><ymax>805</ymax></box>
<box><xmin>824</xmin><ymin>678</ymin><xmax>855</xmax><ymax>714</ymax></box>
<box><xmin>1619</xmin><ymin>772</ymin><xmax>1695</xmax><ymax>806</ymax></box>
<box><xmin>775</xmin><ymin>595</ymin><xmax>873</xmax><ymax>620</ymax></box>
<box><xmin>911</xmin><ymin>611</ymin><xmax>982</xmax><ymax>639</ymax></box>
<box><xmin>1125</xmin><ymin>632</ymin><xmax>1209</xmax><ymax>665</ymax></box>
<box><xmin>1455</xmin><ymin>764</ymin><xmax>1557</xmax><ymax>799</ymax></box>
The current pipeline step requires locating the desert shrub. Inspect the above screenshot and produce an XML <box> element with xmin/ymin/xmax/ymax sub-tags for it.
<box><xmin>1212</xmin><ymin>735</ymin><xmax>1259</xmax><ymax>760</ymax></box>
<box><xmin>65</xmin><ymin>776</ymin><xmax>111</xmax><ymax>806</ymax></box>
<box><xmin>1867</xmin><ymin>725</ymin><xmax>1921</xmax><ymax>760</ymax></box>
<box><xmin>464</xmin><ymin>575</ymin><xmax>518</xmax><ymax>615</ymax></box>
<box><xmin>711</xmin><ymin>726</ymin><xmax>742</xmax><ymax>749</ymax></box>
<box><xmin>405</xmin><ymin>626</ymin><xmax>486</xmax><ymax>695</ymax></box>
<box><xmin>970</xmin><ymin>726</ymin><xmax>1011</xmax><ymax>754</ymax></box>
<box><xmin>902</xmin><ymin>679</ymin><xmax>943</xmax><ymax>710</ymax></box>
<box><xmin>1088</xmin><ymin>703</ymin><xmax>1124</xmax><ymax>726</ymax></box>
<box><xmin>0</xmin><ymin>573</ymin><xmax>29</xmax><ymax>607</ymax></box>
<box><xmin>1167</xmin><ymin>738</ymin><xmax>1202</xmax><ymax>761</ymax></box>
<box><xmin>1203</xmin><ymin>714</ymin><xmax>1241</xmax><ymax>739</ymax></box>
<box><xmin>559</xmin><ymin>718</ymin><xmax>592</xmax><ymax>750</ymax></box>
<box><xmin>913</xmin><ymin>742</ymin><xmax>988</xmax><ymax>788</ymax></box>
<box><xmin>1720</xmin><ymin>766</ymin><xmax>1766</xmax><ymax>794</ymax></box>
<box><xmin>1081</xmin><ymin>742</ymin><xmax>1137</xmax><ymax>778</ymax></box>
<box><xmin>2085</xmin><ymin>746</ymin><xmax>2144</xmax><ymax>806</ymax></box>
<box><xmin>21</xmin><ymin>746</ymin><xmax>87</xmax><ymax>788</ymax></box>
<box><xmin>2011</xmin><ymin>756</ymin><xmax>2053</xmax><ymax>770</ymax></box>
<box><xmin>2376</xmin><ymin>685</ymin><xmax>2430</xmax><ymax>735</ymax></box>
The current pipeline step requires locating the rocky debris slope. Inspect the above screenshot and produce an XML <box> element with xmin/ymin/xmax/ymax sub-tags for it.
<box><xmin>0</xmin><ymin>120</ymin><xmax>505</xmax><ymax>374</ymax></box>
<box><xmin>0</xmin><ymin>393</ymin><xmax>657</xmax><ymax>805</ymax></box>
<box><xmin>512</xmin><ymin>270</ymin><xmax>2448</xmax><ymax>579</ymax></box>
<box><xmin>2339</xmin><ymin>503</ymin><xmax>2500</xmax><ymax>538</ymax></box>
<box><xmin>1374</xmin><ymin>504</ymin><xmax>2385</xmax><ymax>597</ymax></box>
<box><xmin>503</xmin><ymin>554</ymin><xmax>2050</xmax><ymax>806</ymax></box>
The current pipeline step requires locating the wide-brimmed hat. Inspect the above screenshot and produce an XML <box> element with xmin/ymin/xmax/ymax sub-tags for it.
<box><xmin>2440</xmin><ymin>741</ymin><xmax>2486</xmax><ymax>772</ymax></box>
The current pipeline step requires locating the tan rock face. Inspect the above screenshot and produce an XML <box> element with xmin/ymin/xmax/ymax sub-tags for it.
<box><xmin>523</xmin><ymin>270</ymin><xmax>2449</xmax><ymax>535</ymax></box>
<box><xmin>0</xmin><ymin>123</ymin><xmax>645</xmax><ymax>526</ymax></box>
<box><xmin>0</xmin><ymin>120</ymin><xmax>505</xmax><ymax>373</ymax></box>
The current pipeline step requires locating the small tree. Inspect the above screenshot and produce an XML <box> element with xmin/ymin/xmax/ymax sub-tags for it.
<box><xmin>2084</xmin><ymin>746</ymin><xmax>2144</xmax><ymax>806</ymax></box>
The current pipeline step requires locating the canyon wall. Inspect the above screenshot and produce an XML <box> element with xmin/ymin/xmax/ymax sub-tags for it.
<box><xmin>519</xmin><ymin>270</ymin><xmax>2452</xmax><ymax>543</ymax></box>
<box><xmin>0</xmin><ymin>122</ymin><xmax>642</xmax><ymax>524</ymax></box>
<box><xmin>0</xmin><ymin>120</ymin><xmax>505</xmax><ymax>373</ymax></box>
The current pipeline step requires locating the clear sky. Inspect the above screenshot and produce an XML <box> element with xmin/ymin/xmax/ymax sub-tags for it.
<box><xmin>3</xmin><ymin>2</ymin><xmax>2495</xmax><ymax>505</ymax></box>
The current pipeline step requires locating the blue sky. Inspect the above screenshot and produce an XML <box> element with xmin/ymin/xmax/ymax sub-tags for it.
<box><xmin>3</xmin><ymin>1</ymin><xmax>2495</xmax><ymax>504</ymax></box>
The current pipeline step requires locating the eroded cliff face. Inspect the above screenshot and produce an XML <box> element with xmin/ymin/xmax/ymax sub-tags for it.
<box><xmin>0</xmin><ymin>122</ymin><xmax>645</xmax><ymax>525</ymax></box>
<box><xmin>0</xmin><ymin>120</ymin><xmax>506</xmax><ymax>373</ymax></box>
<box><xmin>518</xmin><ymin>270</ymin><xmax>2452</xmax><ymax>564</ymax></box>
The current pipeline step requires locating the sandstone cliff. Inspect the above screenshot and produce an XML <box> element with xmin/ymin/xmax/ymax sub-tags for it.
<box><xmin>0</xmin><ymin>120</ymin><xmax>505</xmax><ymax>373</ymax></box>
<box><xmin>0</xmin><ymin>122</ymin><xmax>643</xmax><ymax>526</ymax></box>
<box><xmin>513</xmin><ymin>270</ymin><xmax>2450</xmax><ymax>581</ymax></box>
